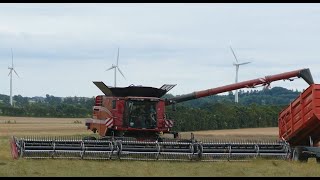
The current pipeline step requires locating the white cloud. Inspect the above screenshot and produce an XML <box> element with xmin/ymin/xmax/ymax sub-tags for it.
<box><xmin>0</xmin><ymin>3</ymin><xmax>319</xmax><ymax>97</ymax></box>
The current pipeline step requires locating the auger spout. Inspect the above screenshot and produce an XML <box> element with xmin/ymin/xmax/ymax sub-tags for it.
<box><xmin>166</xmin><ymin>68</ymin><xmax>314</xmax><ymax>105</ymax></box>
<box><xmin>298</xmin><ymin>68</ymin><xmax>314</xmax><ymax>85</ymax></box>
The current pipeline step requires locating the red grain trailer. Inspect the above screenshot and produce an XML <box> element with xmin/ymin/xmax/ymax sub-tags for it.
<box><xmin>278</xmin><ymin>84</ymin><xmax>320</xmax><ymax>162</ymax></box>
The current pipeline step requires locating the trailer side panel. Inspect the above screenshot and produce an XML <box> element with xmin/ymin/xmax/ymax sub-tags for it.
<box><xmin>279</xmin><ymin>84</ymin><xmax>320</xmax><ymax>146</ymax></box>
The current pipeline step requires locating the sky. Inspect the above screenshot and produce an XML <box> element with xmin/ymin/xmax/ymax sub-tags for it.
<box><xmin>0</xmin><ymin>3</ymin><xmax>320</xmax><ymax>98</ymax></box>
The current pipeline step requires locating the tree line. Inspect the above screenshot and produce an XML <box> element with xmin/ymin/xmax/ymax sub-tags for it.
<box><xmin>0</xmin><ymin>94</ymin><xmax>94</xmax><ymax>118</ymax></box>
<box><xmin>167</xmin><ymin>102</ymin><xmax>286</xmax><ymax>132</ymax></box>
<box><xmin>0</xmin><ymin>87</ymin><xmax>300</xmax><ymax>130</ymax></box>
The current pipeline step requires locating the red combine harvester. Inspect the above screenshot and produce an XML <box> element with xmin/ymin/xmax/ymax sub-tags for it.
<box><xmin>11</xmin><ymin>68</ymin><xmax>315</xmax><ymax>161</ymax></box>
<box><xmin>84</xmin><ymin>68</ymin><xmax>313</xmax><ymax>140</ymax></box>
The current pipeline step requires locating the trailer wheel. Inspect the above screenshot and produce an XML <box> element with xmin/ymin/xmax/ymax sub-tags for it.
<box><xmin>292</xmin><ymin>147</ymin><xmax>308</xmax><ymax>163</ymax></box>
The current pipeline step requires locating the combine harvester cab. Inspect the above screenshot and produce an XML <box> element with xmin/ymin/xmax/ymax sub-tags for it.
<box><xmin>84</xmin><ymin>82</ymin><xmax>177</xmax><ymax>140</ymax></box>
<box><xmin>279</xmin><ymin>84</ymin><xmax>320</xmax><ymax>162</ymax></box>
<box><xmin>11</xmin><ymin>68</ymin><xmax>314</xmax><ymax>161</ymax></box>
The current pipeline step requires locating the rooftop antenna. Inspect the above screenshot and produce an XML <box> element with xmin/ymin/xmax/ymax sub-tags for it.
<box><xmin>106</xmin><ymin>48</ymin><xmax>126</xmax><ymax>87</ymax></box>
<box><xmin>8</xmin><ymin>48</ymin><xmax>20</xmax><ymax>106</ymax></box>
<box><xmin>230</xmin><ymin>46</ymin><xmax>251</xmax><ymax>103</ymax></box>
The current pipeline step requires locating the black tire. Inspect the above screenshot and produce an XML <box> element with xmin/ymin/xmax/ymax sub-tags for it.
<box><xmin>292</xmin><ymin>147</ymin><xmax>308</xmax><ymax>163</ymax></box>
<box><xmin>316</xmin><ymin>157</ymin><xmax>320</xmax><ymax>163</ymax></box>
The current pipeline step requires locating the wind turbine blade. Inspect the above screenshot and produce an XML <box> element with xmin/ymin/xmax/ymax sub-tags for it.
<box><xmin>230</xmin><ymin>46</ymin><xmax>238</xmax><ymax>63</ymax></box>
<box><xmin>106</xmin><ymin>66</ymin><xmax>115</xmax><ymax>71</ymax></box>
<box><xmin>117</xmin><ymin>67</ymin><xmax>126</xmax><ymax>79</ymax></box>
<box><xmin>11</xmin><ymin>48</ymin><xmax>14</xmax><ymax>67</ymax></box>
<box><xmin>13</xmin><ymin>69</ymin><xmax>20</xmax><ymax>78</ymax></box>
<box><xmin>238</xmin><ymin>61</ymin><xmax>251</xmax><ymax>66</ymax></box>
<box><xmin>116</xmin><ymin>48</ymin><xmax>120</xmax><ymax>66</ymax></box>
<box><xmin>8</xmin><ymin>70</ymin><xmax>12</xmax><ymax>76</ymax></box>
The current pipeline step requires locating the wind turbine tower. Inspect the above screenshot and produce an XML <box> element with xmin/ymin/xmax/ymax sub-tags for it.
<box><xmin>8</xmin><ymin>48</ymin><xmax>20</xmax><ymax>106</ymax></box>
<box><xmin>106</xmin><ymin>48</ymin><xmax>126</xmax><ymax>87</ymax></box>
<box><xmin>230</xmin><ymin>46</ymin><xmax>251</xmax><ymax>103</ymax></box>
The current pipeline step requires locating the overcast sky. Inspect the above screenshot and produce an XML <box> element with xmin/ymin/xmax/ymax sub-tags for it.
<box><xmin>0</xmin><ymin>3</ymin><xmax>319</xmax><ymax>98</ymax></box>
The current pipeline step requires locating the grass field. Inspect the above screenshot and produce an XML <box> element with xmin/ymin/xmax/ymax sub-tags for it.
<box><xmin>1</xmin><ymin>116</ymin><xmax>320</xmax><ymax>177</ymax></box>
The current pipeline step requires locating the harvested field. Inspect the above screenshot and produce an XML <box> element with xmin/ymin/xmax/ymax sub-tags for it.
<box><xmin>0</xmin><ymin>116</ymin><xmax>278</xmax><ymax>139</ymax></box>
<box><xmin>1</xmin><ymin>116</ymin><xmax>320</xmax><ymax>177</ymax></box>
<box><xmin>0</xmin><ymin>116</ymin><xmax>90</xmax><ymax>137</ymax></box>
<box><xmin>178</xmin><ymin>127</ymin><xmax>279</xmax><ymax>142</ymax></box>
<box><xmin>192</xmin><ymin>127</ymin><xmax>278</xmax><ymax>136</ymax></box>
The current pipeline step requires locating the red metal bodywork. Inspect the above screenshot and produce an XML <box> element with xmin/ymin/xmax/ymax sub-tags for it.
<box><xmin>196</xmin><ymin>69</ymin><xmax>308</xmax><ymax>98</ymax></box>
<box><xmin>86</xmin><ymin>96</ymin><xmax>172</xmax><ymax>137</ymax></box>
<box><xmin>279</xmin><ymin>84</ymin><xmax>320</xmax><ymax>146</ymax></box>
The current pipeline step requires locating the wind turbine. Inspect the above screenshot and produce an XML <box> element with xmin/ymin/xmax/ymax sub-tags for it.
<box><xmin>8</xmin><ymin>48</ymin><xmax>20</xmax><ymax>106</ymax></box>
<box><xmin>106</xmin><ymin>48</ymin><xmax>126</xmax><ymax>87</ymax></box>
<box><xmin>230</xmin><ymin>46</ymin><xmax>251</xmax><ymax>103</ymax></box>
